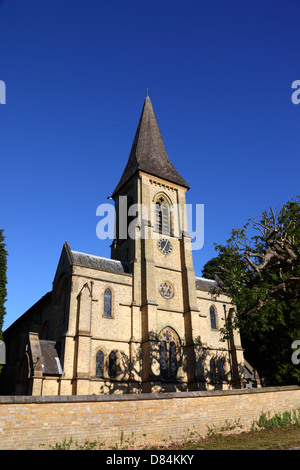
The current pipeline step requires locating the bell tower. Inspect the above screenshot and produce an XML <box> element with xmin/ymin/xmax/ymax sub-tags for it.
<box><xmin>110</xmin><ymin>94</ymin><xmax>200</xmax><ymax>392</ymax></box>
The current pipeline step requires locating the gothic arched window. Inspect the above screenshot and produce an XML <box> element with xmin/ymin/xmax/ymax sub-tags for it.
<box><xmin>103</xmin><ymin>288</ymin><xmax>112</xmax><ymax>318</ymax></box>
<box><xmin>210</xmin><ymin>357</ymin><xmax>216</xmax><ymax>382</ymax></box>
<box><xmin>108</xmin><ymin>351</ymin><xmax>117</xmax><ymax>378</ymax></box>
<box><xmin>210</xmin><ymin>305</ymin><xmax>217</xmax><ymax>330</ymax></box>
<box><xmin>154</xmin><ymin>193</ymin><xmax>172</xmax><ymax>235</ymax></box>
<box><xmin>95</xmin><ymin>350</ymin><xmax>105</xmax><ymax>378</ymax></box>
<box><xmin>159</xmin><ymin>327</ymin><xmax>180</xmax><ymax>380</ymax></box>
<box><xmin>217</xmin><ymin>358</ymin><xmax>225</xmax><ymax>381</ymax></box>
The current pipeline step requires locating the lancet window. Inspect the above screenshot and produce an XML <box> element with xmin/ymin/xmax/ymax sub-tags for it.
<box><xmin>95</xmin><ymin>350</ymin><xmax>105</xmax><ymax>378</ymax></box>
<box><xmin>210</xmin><ymin>356</ymin><xmax>226</xmax><ymax>383</ymax></box>
<box><xmin>159</xmin><ymin>327</ymin><xmax>180</xmax><ymax>380</ymax></box>
<box><xmin>154</xmin><ymin>193</ymin><xmax>173</xmax><ymax>235</ymax></box>
<box><xmin>210</xmin><ymin>305</ymin><xmax>217</xmax><ymax>330</ymax></box>
<box><xmin>95</xmin><ymin>349</ymin><xmax>119</xmax><ymax>379</ymax></box>
<box><xmin>108</xmin><ymin>351</ymin><xmax>117</xmax><ymax>378</ymax></box>
<box><xmin>103</xmin><ymin>288</ymin><xmax>112</xmax><ymax>318</ymax></box>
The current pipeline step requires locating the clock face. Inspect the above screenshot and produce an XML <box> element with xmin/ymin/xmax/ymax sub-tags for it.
<box><xmin>158</xmin><ymin>238</ymin><xmax>173</xmax><ymax>255</ymax></box>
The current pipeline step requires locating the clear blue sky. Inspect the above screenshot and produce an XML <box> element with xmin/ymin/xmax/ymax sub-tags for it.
<box><xmin>1</xmin><ymin>0</ymin><xmax>299</xmax><ymax>330</ymax></box>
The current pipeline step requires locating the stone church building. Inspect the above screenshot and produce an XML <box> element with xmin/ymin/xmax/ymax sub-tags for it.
<box><xmin>0</xmin><ymin>95</ymin><xmax>246</xmax><ymax>396</ymax></box>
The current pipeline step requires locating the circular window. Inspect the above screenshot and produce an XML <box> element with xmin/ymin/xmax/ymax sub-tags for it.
<box><xmin>159</xmin><ymin>281</ymin><xmax>174</xmax><ymax>299</ymax></box>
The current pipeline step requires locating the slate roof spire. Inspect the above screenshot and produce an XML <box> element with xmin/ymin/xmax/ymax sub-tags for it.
<box><xmin>111</xmin><ymin>94</ymin><xmax>190</xmax><ymax>197</ymax></box>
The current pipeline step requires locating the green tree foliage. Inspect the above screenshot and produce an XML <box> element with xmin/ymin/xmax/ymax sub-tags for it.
<box><xmin>202</xmin><ymin>197</ymin><xmax>300</xmax><ymax>386</ymax></box>
<box><xmin>0</xmin><ymin>230</ymin><xmax>7</xmax><ymax>341</ymax></box>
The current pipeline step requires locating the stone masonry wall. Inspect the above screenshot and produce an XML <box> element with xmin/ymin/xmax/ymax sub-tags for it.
<box><xmin>0</xmin><ymin>386</ymin><xmax>299</xmax><ymax>450</ymax></box>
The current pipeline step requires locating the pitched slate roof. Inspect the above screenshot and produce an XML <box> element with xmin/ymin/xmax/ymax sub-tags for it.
<box><xmin>111</xmin><ymin>96</ymin><xmax>189</xmax><ymax>197</ymax></box>
<box><xmin>39</xmin><ymin>340</ymin><xmax>63</xmax><ymax>376</ymax></box>
<box><xmin>66</xmin><ymin>244</ymin><xmax>130</xmax><ymax>274</ymax></box>
<box><xmin>195</xmin><ymin>276</ymin><xmax>218</xmax><ymax>291</ymax></box>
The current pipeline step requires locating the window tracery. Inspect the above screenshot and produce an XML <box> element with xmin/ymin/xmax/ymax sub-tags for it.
<box><xmin>153</xmin><ymin>193</ymin><xmax>173</xmax><ymax>235</ymax></box>
<box><xmin>158</xmin><ymin>327</ymin><xmax>180</xmax><ymax>380</ymax></box>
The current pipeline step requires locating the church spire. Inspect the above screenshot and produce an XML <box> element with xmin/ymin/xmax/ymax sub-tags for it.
<box><xmin>111</xmin><ymin>95</ymin><xmax>189</xmax><ymax>197</ymax></box>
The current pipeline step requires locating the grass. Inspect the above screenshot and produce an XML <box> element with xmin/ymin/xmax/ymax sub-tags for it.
<box><xmin>48</xmin><ymin>426</ymin><xmax>300</xmax><ymax>451</ymax></box>
<box><xmin>155</xmin><ymin>408</ymin><xmax>300</xmax><ymax>450</ymax></box>
<box><xmin>163</xmin><ymin>425</ymin><xmax>300</xmax><ymax>450</ymax></box>
<box><xmin>48</xmin><ymin>426</ymin><xmax>300</xmax><ymax>450</ymax></box>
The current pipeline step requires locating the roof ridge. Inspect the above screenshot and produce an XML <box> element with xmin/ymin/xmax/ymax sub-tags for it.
<box><xmin>195</xmin><ymin>276</ymin><xmax>217</xmax><ymax>282</ymax></box>
<box><xmin>71</xmin><ymin>250</ymin><xmax>123</xmax><ymax>264</ymax></box>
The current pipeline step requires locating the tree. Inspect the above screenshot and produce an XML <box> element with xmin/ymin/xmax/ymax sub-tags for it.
<box><xmin>202</xmin><ymin>197</ymin><xmax>300</xmax><ymax>386</ymax></box>
<box><xmin>0</xmin><ymin>230</ymin><xmax>7</xmax><ymax>373</ymax></box>
<box><xmin>0</xmin><ymin>230</ymin><xmax>7</xmax><ymax>337</ymax></box>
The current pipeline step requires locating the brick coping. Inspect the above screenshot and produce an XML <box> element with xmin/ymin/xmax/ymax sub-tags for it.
<box><xmin>0</xmin><ymin>385</ymin><xmax>299</xmax><ymax>404</ymax></box>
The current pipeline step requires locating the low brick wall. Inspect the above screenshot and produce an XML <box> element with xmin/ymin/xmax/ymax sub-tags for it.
<box><xmin>0</xmin><ymin>386</ymin><xmax>299</xmax><ymax>450</ymax></box>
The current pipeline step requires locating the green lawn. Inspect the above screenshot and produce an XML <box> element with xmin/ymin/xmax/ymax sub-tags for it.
<box><xmin>158</xmin><ymin>425</ymin><xmax>300</xmax><ymax>450</ymax></box>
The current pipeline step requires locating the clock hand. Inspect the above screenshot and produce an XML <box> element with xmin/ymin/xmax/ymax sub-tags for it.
<box><xmin>161</xmin><ymin>241</ymin><xmax>168</xmax><ymax>254</ymax></box>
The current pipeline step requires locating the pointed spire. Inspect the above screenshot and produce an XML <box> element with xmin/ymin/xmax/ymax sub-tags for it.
<box><xmin>111</xmin><ymin>96</ymin><xmax>189</xmax><ymax>197</ymax></box>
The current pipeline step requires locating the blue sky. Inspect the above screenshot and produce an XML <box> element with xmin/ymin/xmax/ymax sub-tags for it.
<box><xmin>1</xmin><ymin>0</ymin><xmax>299</xmax><ymax>330</ymax></box>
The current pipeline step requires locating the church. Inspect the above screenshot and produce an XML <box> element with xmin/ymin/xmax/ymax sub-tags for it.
<box><xmin>0</xmin><ymin>95</ymin><xmax>246</xmax><ymax>396</ymax></box>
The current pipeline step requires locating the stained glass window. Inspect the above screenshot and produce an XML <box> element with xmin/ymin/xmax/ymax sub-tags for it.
<box><xmin>210</xmin><ymin>305</ymin><xmax>217</xmax><ymax>329</ymax></box>
<box><xmin>217</xmin><ymin>358</ymin><xmax>225</xmax><ymax>380</ymax></box>
<box><xmin>159</xmin><ymin>328</ymin><xmax>179</xmax><ymax>381</ymax></box>
<box><xmin>95</xmin><ymin>350</ymin><xmax>105</xmax><ymax>378</ymax></box>
<box><xmin>108</xmin><ymin>351</ymin><xmax>117</xmax><ymax>378</ymax></box>
<box><xmin>159</xmin><ymin>341</ymin><xmax>168</xmax><ymax>380</ymax></box>
<box><xmin>104</xmin><ymin>288</ymin><xmax>112</xmax><ymax>317</ymax></box>
<box><xmin>169</xmin><ymin>341</ymin><xmax>177</xmax><ymax>379</ymax></box>
<box><xmin>210</xmin><ymin>357</ymin><xmax>216</xmax><ymax>382</ymax></box>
